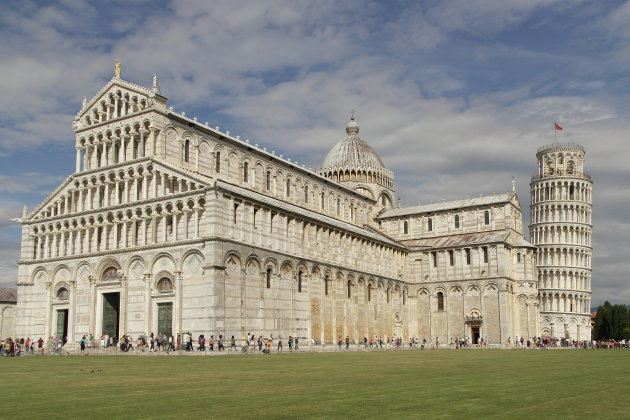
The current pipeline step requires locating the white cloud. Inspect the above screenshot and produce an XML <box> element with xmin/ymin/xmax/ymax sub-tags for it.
<box><xmin>0</xmin><ymin>0</ymin><xmax>628</xmax><ymax>305</ymax></box>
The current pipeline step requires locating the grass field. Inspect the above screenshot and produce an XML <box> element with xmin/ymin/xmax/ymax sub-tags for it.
<box><xmin>1</xmin><ymin>349</ymin><xmax>629</xmax><ymax>419</ymax></box>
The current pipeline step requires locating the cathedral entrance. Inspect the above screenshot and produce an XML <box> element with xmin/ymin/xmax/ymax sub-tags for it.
<box><xmin>471</xmin><ymin>326</ymin><xmax>480</xmax><ymax>345</ymax></box>
<box><xmin>102</xmin><ymin>292</ymin><xmax>120</xmax><ymax>338</ymax></box>
<box><xmin>56</xmin><ymin>309</ymin><xmax>69</xmax><ymax>344</ymax></box>
<box><xmin>157</xmin><ymin>302</ymin><xmax>173</xmax><ymax>337</ymax></box>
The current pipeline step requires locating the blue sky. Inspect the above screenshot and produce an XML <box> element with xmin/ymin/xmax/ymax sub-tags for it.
<box><xmin>1</xmin><ymin>0</ymin><xmax>629</xmax><ymax>306</ymax></box>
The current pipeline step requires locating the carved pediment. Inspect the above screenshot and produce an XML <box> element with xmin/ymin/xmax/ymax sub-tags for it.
<box><xmin>74</xmin><ymin>77</ymin><xmax>167</xmax><ymax>132</ymax></box>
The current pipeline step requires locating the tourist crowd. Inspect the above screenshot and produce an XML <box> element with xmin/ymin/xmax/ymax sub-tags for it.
<box><xmin>2</xmin><ymin>334</ymin><xmax>628</xmax><ymax>356</ymax></box>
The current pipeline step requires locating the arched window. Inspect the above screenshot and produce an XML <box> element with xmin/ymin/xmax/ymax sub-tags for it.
<box><xmin>184</xmin><ymin>140</ymin><xmax>190</xmax><ymax>163</ymax></box>
<box><xmin>449</xmin><ymin>250</ymin><xmax>454</xmax><ymax>266</ymax></box>
<box><xmin>368</xmin><ymin>284</ymin><xmax>373</xmax><ymax>302</ymax></box>
<box><xmin>432</xmin><ymin>251</ymin><xmax>437</xmax><ymax>267</ymax></box>
<box><xmin>233</xmin><ymin>202</ymin><xmax>239</xmax><ymax>224</ymax></box>
<box><xmin>437</xmin><ymin>291</ymin><xmax>444</xmax><ymax>310</ymax></box>
<box><xmin>482</xmin><ymin>246</ymin><xmax>488</xmax><ymax>263</ymax></box>
<box><xmin>166</xmin><ymin>216</ymin><xmax>173</xmax><ymax>234</ymax></box>
<box><xmin>337</xmin><ymin>198</ymin><xmax>341</xmax><ymax>215</ymax></box>
<box><xmin>428</xmin><ymin>217</ymin><xmax>433</xmax><ymax>231</ymax></box>
<box><xmin>454</xmin><ymin>215</ymin><xmax>460</xmax><ymax>228</ymax></box>
<box><xmin>386</xmin><ymin>288</ymin><xmax>391</xmax><ymax>303</ymax></box>
<box><xmin>321</xmin><ymin>192</ymin><xmax>325</xmax><ymax>210</ymax></box>
<box><xmin>567</xmin><ymin>161</ymin><xmax>574</xmax><ymax>175</ymax></box>
<box><xmin>484</xmin><ymin>210</ymin><xmax>490</xmax><ymax>225</ymax></box>
<box><xmin>517</xmin><ymin>252</ymin><xmax>522</xmax><ymax>263</ymax></box>
<box><xmin>286</xmin><ymin>179</ymin><xmax>291</xmax><ymax>197</ymax></box>
<box><xmin>156</xmin><ymin>277</ymin><xmax>173</xmax><ymax>293</ymax></box>
<box><xmin>266</xmin><ymin>267</ymin><xmax>272</xmax><ymax>289</ymax></box>
<box><xmin>56</xmin><ymin>287</ymin><xmax>69</xmax><ymax>300</ymax></box>
<box><xmin>403</xmin><ymin>221</ymin><xmax>409</xmax><ymax>234</ymax></box>
<box><xmin>324</xmin><ymin>275</ymin><xmax>330</xmax><ymax>296</ymax></box>
<box><xmin>243</xmin><ymin>162</ymin><xmax>249</xmax><ymax>183</ymax></box>
<box><xmin>465</xmin><ymin>249</ymin><xmax>471</xmax><ymax>265</ymax></box>
<box><xmin>266</xmin><ymin>171</ymin><xmax>271</xmax><ymax>190</ymax></box>
<box><xmin>304</xmin><ymin>185</ymin><xmax>309</xmax><ymax>203</ymax></box>
<box><xmin>347</xmin><ymin>281</ymin><xmax>352</xmax><ymax>299</ymax></box>
<box><xmin>215</xmin><ymin>152</ymin><xmax>221</xmax><ymax>173</ymax></box>
<box><xmin>298</xmin><ymin>271</ymin><xmax>303</xmax><ymax>293</ymax></box>
<box><xmin>403</xmin><ymin>290</ymin><xmax>407</xmax><ymax>305</ymax></box>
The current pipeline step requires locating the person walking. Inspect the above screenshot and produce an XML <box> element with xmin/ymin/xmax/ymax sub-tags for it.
<box><xmin>230</xmin><ymin>335</ymin><xmax>237</xmax><ymax>350</ymax></box>
<box><xmin>294</xmin><ymin>337</ymin><xmax>299</xmax><ymax>351</ymax></box>
<box><xmin>288</xmin><ymin>336</ymin><xmax>293</xmax><ymax>352</ymax></box>
<box><xmin>277</xmin><ymin>338</ymin><xmax>283</xmax><ymax>352</ymax></box>
<box><xmin>345</xmin><ymin>336</ymin><xmax>350</xmax><ymax>350</ymax></box>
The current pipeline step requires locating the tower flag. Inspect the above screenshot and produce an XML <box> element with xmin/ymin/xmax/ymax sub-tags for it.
<box><xmin>554</xmin><ymin>122</ymin><xmax>563</xmax><ymax>141</ymax></box>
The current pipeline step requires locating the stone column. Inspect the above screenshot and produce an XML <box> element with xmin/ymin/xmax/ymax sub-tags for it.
<box><xmin>88</xmin><ymin>275</ymin><xmax>97</xmax><ymax>339</ymax></box>
<box><xmin>106</xmin><ymin>139</ymin><xmax>113</xmax><ymax>166</ymax></box>
<box><xmin>120</xmin><ymin>275</ymin><xmax>128</xmax><ymax>337</ymax></box>
<box><xmin>143</xmin><ymin>217</ymin><xmax>149</xmax><ymax>246</ymax></box>
<box><xmin>144</xmin><ymin>273</ymin><xmax>152</xmax><ymax>335</ymax></box>
<box><xmin>142</xmin><ymin>173</ymin><xmax>148</xmax><ymax>199</ymax></box>
<box><xmin>152</xmin><ymin>170</ymin><xmax>159</xmax><ymax>198</ymax></box>
<box><xmin>75</xmin><ymin>147</ymin><xmax>82</xmax><ymax>172</ymax></box>
<box><xmin>183</xmin><ymin>210</ymin><xmax>190</xmax><ymax>239</ymax></box>
<box><xmin>69</xmin><ymin>280</ymin><xmax>77</xmax><ymax>342</ymax></box>
<box><xmin>139</xmin><ymin>129</ymin><xmax>148</xmax><ymax>158</ymax></box>
<box><xmin>174</xmin><ymin>271</ymin><xmax>183</xmax><ymax>337</ymax></box>
<box><xmin>194</xmin><ymin>206</ymin><xmax>202</xmax><ymax>237</ymax></box>
<box><xmin>122</xmin><ymin>218</ymin><xmax>129</xmax><ymax>247</ymax></box>
<box><xmin>104</xmin><ymin>182</ymin><xmax>110</xmax><ymax>207</ymax></box>
<box><xmin>113</xmin><ymin>222</ymin><xmax>118</xmax><ymax>250</ymax></box>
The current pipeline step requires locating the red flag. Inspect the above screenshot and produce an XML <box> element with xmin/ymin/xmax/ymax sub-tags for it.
<box><xmin>554</xmin><ymin>122</ymin><xmax>563</xmax><ymax>131</ymax></box>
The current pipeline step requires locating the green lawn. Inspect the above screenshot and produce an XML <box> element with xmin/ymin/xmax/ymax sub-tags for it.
<box><xmin>1</xmin><ymin>350</ymin><xmax>628</xmax><ymax>419</ymax></box>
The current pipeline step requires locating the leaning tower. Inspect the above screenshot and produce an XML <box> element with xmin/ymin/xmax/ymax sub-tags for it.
<box><xmin>529</xmin><ymin>143</ymin><xmax>593</xmax><ymax>341</ymax></box>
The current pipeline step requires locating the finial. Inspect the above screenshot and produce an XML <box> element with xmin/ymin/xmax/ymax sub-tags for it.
<box><xmin>152</xmin><ymin>74</ymin><xmax>160</xmax><ymax>93</ymax></box>
<box><xmin>22</xmin><ymin>205</ymin><xmax>27</xmax><ymax>218</ymax></box>
<box><xmin>346</xmin><ymin>110</ymin><xmax>359</xmax><ymax>135</ymax></box>
<box><xmin>82</xmin><ymin>97</ymin><xmax>87</xmax><ymax>108</ymax></box>
<box><xmin>114</xmin><ymin>60</ymin><xmax>121</xmax><ymax>79</ymax></box>
<box><xmin>512</xmin><ymin>176</ymin><xmax>516</xmax><ymax>192</ymax></box>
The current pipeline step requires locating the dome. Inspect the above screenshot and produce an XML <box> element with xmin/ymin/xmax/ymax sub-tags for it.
<box><xmin>321</xmin><ymin>117</ymin><xmax>386</xmax><ymax>170</ymax></box>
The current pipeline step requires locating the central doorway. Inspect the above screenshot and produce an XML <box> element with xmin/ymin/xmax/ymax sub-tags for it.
<box><xmin>471</xmin><ymin>326</ymin><xmax>480</xmax><ymax>345</ymax></box>
<box><xmin>56</xmin><ymin>309</ymin><xmax>69</xmax><ymax>343</ymax></box>
<box><xmin>102</xmin><ymin>292</ymin><xmax>120</xmax><ymax>338</ymax></box>
<box><xmin>157</xmin><ymin>302</ymin><xmax>173</xmax><ymax>337</ymax></box>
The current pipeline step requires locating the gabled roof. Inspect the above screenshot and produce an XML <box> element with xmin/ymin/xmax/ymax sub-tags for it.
<box><xmin>215</xmin><ymin>180</ymin><xmax>404</xmax><ymax>249</ymax></box>
<box><xmin>24</xmin><ymin>157</ymin><xmax>212</xmax><ymax>223</ymax></box>
<box><xmin>379</xmin><ymin>192</ymin><xmax>518</xmax><ymax>219</ymax></box>
<box><xmin>0</xmin><ymin>288</ymin><xmax>17</xmax><ymax>303</ymax></box>
<box><xmin>76</xmin><ymin>77</ymin><xmax>153</xmax><ymax>118</ymax></box>
<box><xmin>399</xmin><ymin>229</ymin><xmax>535</xmax><ymax>250</ymax></box>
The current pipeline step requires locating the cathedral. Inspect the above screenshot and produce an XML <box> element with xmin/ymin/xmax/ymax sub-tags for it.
<box><xmin>14</xmin><ymin>64</ymin><xmax>589</xmax><ymax>346</ymax></box>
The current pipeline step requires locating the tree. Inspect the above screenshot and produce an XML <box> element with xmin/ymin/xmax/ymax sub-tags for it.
<box><xmin>593</xmin><ymin>302</ymin><xmax>612</xmax><ymax>340</ymax></box>
<box><xmin>594</xmin><ymin>302</ymin><xmax>630</xmax><ymax>340</ymax></box>
<box><xmin>612</xmin><ymin>305</ymin><xmax>629</xmax><ymax>339</ymax></box>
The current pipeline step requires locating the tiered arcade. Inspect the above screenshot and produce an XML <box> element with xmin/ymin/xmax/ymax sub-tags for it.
<box><xmin>529</xmin><ymin>143</ymin><xmax>593</xmax><ymax>340</ymax></box>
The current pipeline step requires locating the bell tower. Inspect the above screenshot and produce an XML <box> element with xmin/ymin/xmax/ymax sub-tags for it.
<box><xmin>529</xmin><ymin>143</ymin><xmax>593</xmax><ymax>341</ymax></box>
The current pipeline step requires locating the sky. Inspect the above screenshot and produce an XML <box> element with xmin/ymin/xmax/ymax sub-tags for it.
<box><xmin>0</xmin><ymin>0</ymin><xmax>629</xmax><ymax>306</ymax></box>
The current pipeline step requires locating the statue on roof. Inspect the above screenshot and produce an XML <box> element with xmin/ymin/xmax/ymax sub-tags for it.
<box><xmin>114</xmin><ymin>60</ymin><xmax>121</xmax><ymax>79</ymax></box>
